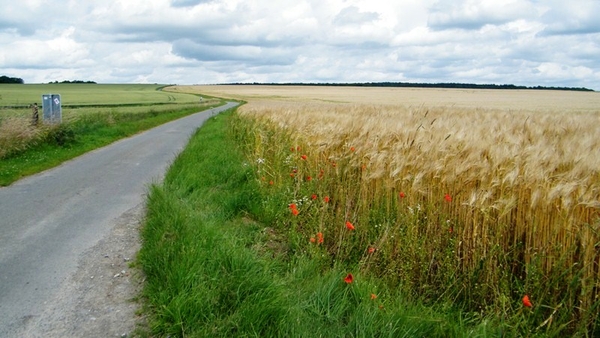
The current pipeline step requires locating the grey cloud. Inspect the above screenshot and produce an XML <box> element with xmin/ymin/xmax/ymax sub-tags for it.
<box><xmin>171</xmin><ymin>0</ymin><xmax>214</xmax><ymax>8</ymax></box>
<box><xmin>0</xmin><ymin>16</ymin><xmax>36</xmax><ymax>36</ymax></box>
<box><xmin>427</xmin><ymin>1</ymin><xmax>531</xmax><ymax>31</ymax></box>
<box><xmin>333</xmin><ymin>6</ymin><xmax>379</xmax><ymax>26</ymax></box>
<box><xmin>540</xmin><ymin>17</ymin><xmax>600</xmax><ymax>36</ymax></box>
<box><xmin>538</xmin><ymin>2</ymin><xmax>600</xmax><ymax>36</ymax></box>
<box><xmin>171</xmin><ymin>39</ymin><xmax>297</xmax><ymax>66</ymax></box>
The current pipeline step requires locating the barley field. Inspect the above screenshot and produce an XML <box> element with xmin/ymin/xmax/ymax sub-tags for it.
<box><xmin>174</xmin><ymin>85</ymin><xmax>600</xmax><ymax>332</ymax></box>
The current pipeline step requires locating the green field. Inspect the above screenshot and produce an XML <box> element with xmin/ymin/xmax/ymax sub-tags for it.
<box><xmin>0</xmin><ymin>84</ymin><xmax>223</xmax><ymax>185</ymax></box>
<box><xmin>0</xmin><ymin>83</ymin><xmax>202</xmax><ymax>107</ymax></box>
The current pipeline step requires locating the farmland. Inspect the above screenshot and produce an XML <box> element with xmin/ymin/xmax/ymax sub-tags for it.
<box><xmin>143</xmin><ymin>85</ymin><xmax>600</xmax><ymax>336</ymax></box>
<box><xmin>0</xmin><ymin>83</ymin><xmax>201</xmax><ymax>107</ymax></box>
<box><xmin>0</xmin><ymin>84</ymin><xmax>220</xmax><ymax>185</ymax></box>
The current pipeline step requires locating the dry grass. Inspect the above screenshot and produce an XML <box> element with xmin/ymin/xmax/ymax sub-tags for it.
<box><xmin>176</xmin><ymin>85</ymin><xmax>600</xmax><ymax>330</ymax></box>
<box><xmin>0</xmin><ymin>117</ymin><xmax>44</xmax><ymax>159</ymax></box>
<box><xmin>173</xmin><ymin>85</ymin><xmax>600</xmax><ymax>112</ymax></box>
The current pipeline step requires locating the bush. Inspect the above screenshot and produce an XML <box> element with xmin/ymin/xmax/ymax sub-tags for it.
<box><xmin>44</xmin><ymin>123</ymin><xmax>76</xmax><ymax>146</ymax></box>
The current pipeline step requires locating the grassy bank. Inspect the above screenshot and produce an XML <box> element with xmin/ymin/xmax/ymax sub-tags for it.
<box><xmin>138</xmin><ymin>108</ymin><xmax>520</xmax><ymax>337</ymax></box>
<box><xmin>0</xmin><ymin>101</ymin><xmax>222</xmax><ymax>186</ymax></box>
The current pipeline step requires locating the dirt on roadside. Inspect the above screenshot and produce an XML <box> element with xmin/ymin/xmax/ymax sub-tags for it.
<box><xmin>17</xmin><ymin>204</ymin><xmax>147</xmax><ymax>338</ymax></box>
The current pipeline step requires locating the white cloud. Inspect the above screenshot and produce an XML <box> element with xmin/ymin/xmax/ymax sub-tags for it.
<box><xmin>0</xmin><ymin>0</ymin><xmax>598</xmax><ymax>89</ymax></box>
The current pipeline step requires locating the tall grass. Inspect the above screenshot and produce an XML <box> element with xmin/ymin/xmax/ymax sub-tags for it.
<box><xmin>138</xmin><ymin>109</ymin><xmax>503</xmax><ymax>337</ymax></box>
<box><xmin>231</xmin><ymin>102</ymin><xmax>600</xmax><ymax>335</ymax></box>
<box><xmin>0</xmin><ymin>101</ymin><xmax>222</xmax><ymax>185</ymax></box>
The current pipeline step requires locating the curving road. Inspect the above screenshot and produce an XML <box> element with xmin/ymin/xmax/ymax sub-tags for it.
<box><xmin>0</xmin><ymin>101</ymin><xmax>238</xmax><ymax>336</ymax></box>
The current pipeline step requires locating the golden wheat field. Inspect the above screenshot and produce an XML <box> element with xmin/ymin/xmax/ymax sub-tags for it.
<box><xmin>172</xmin><ymin>85</ymin><xmax>600</xmax><ymax>315</ymax></box>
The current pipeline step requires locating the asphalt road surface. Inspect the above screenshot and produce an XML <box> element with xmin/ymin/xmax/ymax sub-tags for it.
<box><xmin>0</xmin><ymin>101</ymin><xmax>238</xmax><ymax>336</ymax></box>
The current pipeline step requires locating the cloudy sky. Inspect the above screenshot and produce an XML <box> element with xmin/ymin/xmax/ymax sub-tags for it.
<box><xmin>1</xmin><ymin>0</ymin><xmax>599</xmax><ymax>89</ymax></box>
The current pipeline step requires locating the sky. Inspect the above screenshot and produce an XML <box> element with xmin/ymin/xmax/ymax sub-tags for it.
<box><xmin>1</xmin><ymin>0</ymin><xmax>599</xmax><ymax>89</ymax></box>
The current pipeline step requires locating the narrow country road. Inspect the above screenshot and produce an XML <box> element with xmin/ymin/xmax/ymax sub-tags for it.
<box><xmin>0</xmin><ymin>101</ymin><xmax>238</xmax><ymax>337</ymax></box>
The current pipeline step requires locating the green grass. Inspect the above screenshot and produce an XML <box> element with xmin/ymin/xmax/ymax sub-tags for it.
<box><xmin>0</xmin><ymin>83</ymin><xmax>201</xmax><ymax>107</ymax></box>
<box><xmin>0</xmin><ymin>102</ymin><xmax>222</xmax><ymax>186</ymax></box>
<box><xmin>138</xmin><ymin>109</ymin><xmax>515</xmax><ymax>337</ymax></box>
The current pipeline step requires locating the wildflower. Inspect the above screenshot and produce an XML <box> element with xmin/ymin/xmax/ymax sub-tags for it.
<box><xmin>370</xmin><ymin>293</ymin><xmax>377</xmax><ymax>300</ymax></box>
<box><xmin>290</xmin><ymin>147</ymin><xmax>295</xmax><ymax>152</ymax></box>
<box><xmin>522</xmin><ymin>295</ymin><xmax>532</xmax><ymax>308</ymax></box>
<box><xmin>301</xmin><ymin>154</ymin><xmax>307</xmax><ymax>160</ymax></box>
<box><xmin>399</xmin><ymin>192</ymin><xmax>406</xmax><ymax>198</ymax></box>
<box><xmin>291</xmin><ymin>208</ymin><xmax>299</xmax><ymax>216</ymax></box>
<box><xmin>331</xmin><ymin>161</ymin><xmax>337</xmax><ymax>167</ymax></box>
<box><xmin>317</xmin><ymin>232</ymin><xmax>323</xmax><ymax>244</ymax></box>
<box><xmin>345</xmin><ymin>221</ymin><xmax>355</xmax><ymax>231</ymax></box>
<box><xmin>297</xmin><ymin>146</ymin><xmax>301</xmax><ymax>151</ymax></box>
<box><xmin>444</xmin><ymin>193</ymin><xmax>452</xmax><ymax>202</ymax></box>
<box><xmin>311</xmin><ymin>194</ymin><xmax>318</xmax><ymax>200</ymax></box>
<box><xmin>318</xmin><ymin>169</ymin><xmax>324</xmax><ymax>178</ymax></box>
<box><xmin>306</xmin><ymin>176</ymin><xmax>312</xmax><ymax>181</ymax></box>
<box><xmin>344</xmin><ymin>273</ymin><xmax>354</xmax><ymax>284</ymax></box>
<box><xmin>448</xmin><ymin>227</ymin><xmax>453</xmax><ymax>233</ymax></box>
<box><xmin>289</xmin><ymin>203</ymin><xmax>297</xmax><ymax>210</ymax></box>
<box><xmin>269</xmin><ymin>181</ymin><xmax>274</xmax><ymax>185</ymax></box>
<box><xmin>257</xmin><ymin>158</ymin><xmax>265</xmax><ymax>164</ymax></box>
<box><xmin>310</xmin><ymin>237</ymin><xmax>316</xmax><ymax>243</ymax></box>
<box><xmin>350</xmin><ymin>146</ymin><xmax>355</xmax><ymax>152</ymax></box>
<box><xmin>290</xmin><ymin>173</ymin><xmax>295</xmax><ymax>178</ymax></box>
<box><xmin>368</xmin><ymin>247</ymin><xmax>376</xmax><ymax>254</ymax></box>
<box><xmin>324</xmin><ymin>196</ymin><xmax>330</xmax><ymax>203</ymax></box>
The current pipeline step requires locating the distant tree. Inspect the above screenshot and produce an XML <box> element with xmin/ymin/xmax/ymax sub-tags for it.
<box><xmin>0</xmin><ymin>76</ymin><xmax>24</xmax><ymax>84</ymax></box>
<box><xmin>226</xmin><ymin>81</ymin><xmax>594</xmax><ymax>92</ymax></box>
<box><xmin>47</xmin><ymin>80</ymin><xmax>97</xmax><ymax>84</ymax></box>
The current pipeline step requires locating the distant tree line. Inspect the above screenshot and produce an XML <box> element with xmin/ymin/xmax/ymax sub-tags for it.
<box><xmin>48</xmin><ymin>80</ymin><xmax>97</xmax><ymax>84</ymax></box>
<box><xmin>225</xmin><ymin>82</ymin><xmax>594</xmax><ymax>92</ymax></box>
<box><xmin>0</xmin><ymin>75</ymin><xmax>24</xmax><ymax>84</ymax></box>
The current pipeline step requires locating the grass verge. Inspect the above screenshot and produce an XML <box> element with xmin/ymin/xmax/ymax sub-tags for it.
<box><xmin>0</xmin><ymin>103</ymin><xmax>222</xmax><ymax>186</ymax></box>
<box><xmin>138</xmin><ymin>108</ymin><xmax>507</xmax><ymax>337</ymax></box>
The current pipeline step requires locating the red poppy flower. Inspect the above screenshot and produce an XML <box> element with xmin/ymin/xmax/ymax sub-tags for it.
<box><xmin>269</xmin><ymin>181</ymin><xmax>274</xmax><ymax>185</ymax></box>
<box><xmin>311</xmin><ymin>194</ymin><xmax>317</xmax><ymax>200</ymax></box>
<box><xmin>324</xmin><ymin>196</ymin><xmax>330</xmax><ymax>203</ymax></box>
<box><xmin>301</xmin><ymin>154</ymin><xmax>307</xmax><ymax>160</ymax></box>
<box><xmin>444</xmin><ymin>193</ymin><xmax>452</xmax><ymax>202</ymax></box>
<box><xmin>368</xmin><ymin>247</ymin><xmax>376</xmax><ymax>254</ymax></box>
<box><xmin>345</xmin><ymin>221</ymin><xmax>355</xmax><ymax>231</ymax></box>
<box><xmin>331</xmin><ymin>162</ymin><xmax>337</xmax><ymax>167</ymax></box>
<box><xmin>370</xmin><ymin>293</ymin><xmax>377</xmax><ymax>300</ymax></box>
<box><xmin>310</xmin><ymin>237</ymin><xmax>316</xmax><ymax>243</ymax></box>
<box><xmin>317</xmin><ymin>232</ymin><xmax>323</xmax><ymax>244</ymax></box>
<box><xmin>306</xmin><ymin>176</ymin><xmax>312</xmax><ymax>181</ymax></box>
<box><xmin>297</xmin><ymin>146</ymin><xmax>301</xmax><ymax>151</ymax></box>
<box><xmin>350</xmin><ymin>146</ymin><xmax>355</xmax><ymax>152</ymax></box>
<box><xmin>290</xmin><ymin>173</ymin><xmax>295</xmax><ymax>178</ymax></box>
<box><xmin>289</xmin><ymin>203</ymin><xmax>297</xmax><ymax>210</ymax></box>
<box><xmin>291</xmin><ymin>208</ymin><xmax>299</xmax><ymax>216</ymax></box>
<box><xmin>399</xmin><ymin>192</ymin><xmax>406</xmax><ymax>198</ymax></box>
<box><xmin>290</xmin><ymin>147</ymin><xmax>295</xmax><ymax>152</ymax></box>
<box><xmin>344</xmin><ymin>273</ymin><xmax>353</xmax><ymax>284</ymax></box>
<box><xmin>522</xmin><ymin>295</ymin><xmax>532</xmax><ymax>308</ymax></box>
